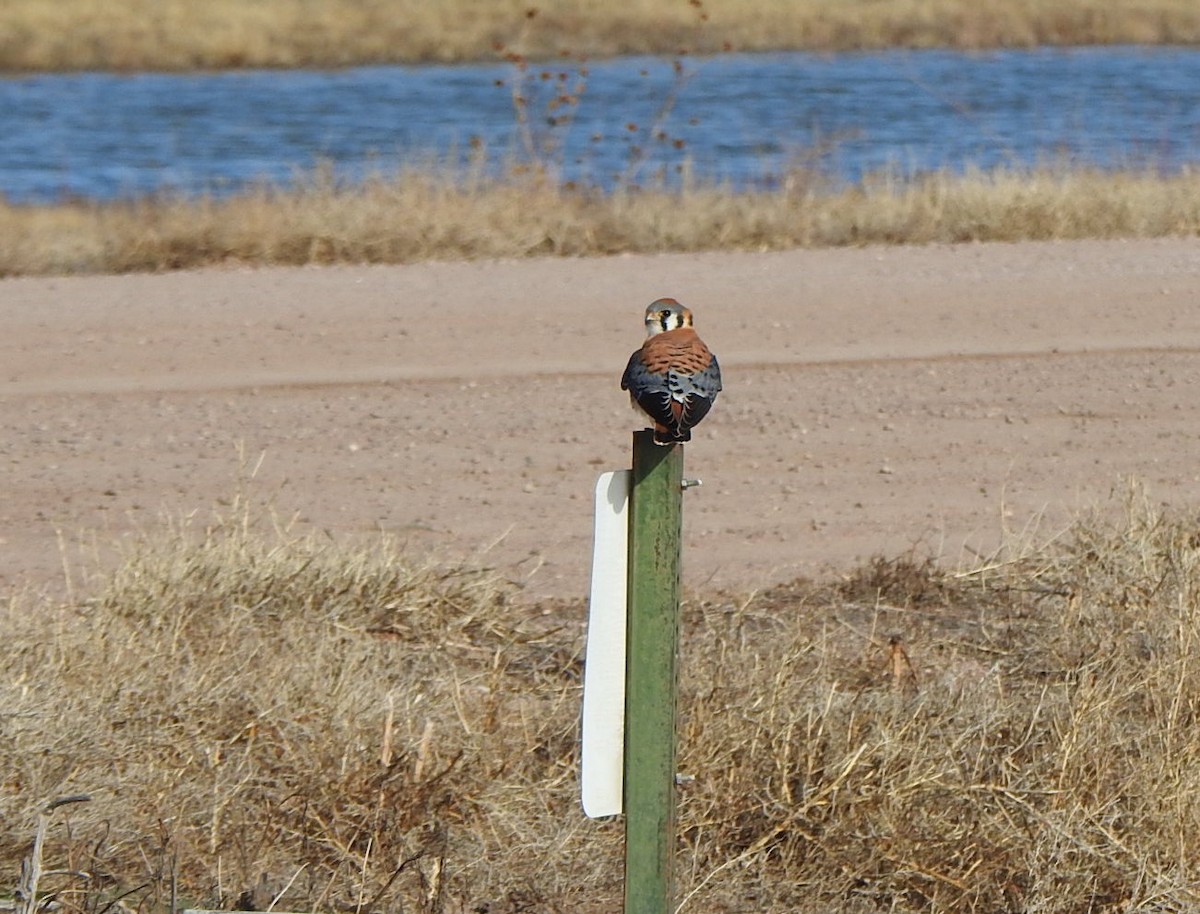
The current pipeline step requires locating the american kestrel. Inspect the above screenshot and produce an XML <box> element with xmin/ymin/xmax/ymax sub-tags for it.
<box><xmin>621</xmin><ymin>298</ymin><xmax>722</xmax><ymax>445</ymax></box>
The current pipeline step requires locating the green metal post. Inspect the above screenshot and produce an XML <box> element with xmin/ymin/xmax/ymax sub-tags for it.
<box><xmin>623</xmin><ymin>430</ymin><xmax>684</xmax><ymax>914</ymax></box>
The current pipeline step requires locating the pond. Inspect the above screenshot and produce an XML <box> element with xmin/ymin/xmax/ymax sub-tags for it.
<box><xmin>1</xmin><ymin>46</ymin><xmax>1197</xmax><ymax>203</ymax></box>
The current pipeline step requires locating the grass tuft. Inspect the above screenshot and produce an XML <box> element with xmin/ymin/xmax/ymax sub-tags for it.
<box><xmin>2</xmin><ymin>500</ymin><xmax>591</xmax><ymax>913</ymax></box>
<box><xmin>7</xmin><ymin>486</ymin><xmax>1200</xmax><ymax>910</ymax></box>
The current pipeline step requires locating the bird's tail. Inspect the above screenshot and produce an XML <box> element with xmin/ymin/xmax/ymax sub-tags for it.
<box><xmin>653</xmin><ymin>424</ymin><xmax>691</xmax><ymax>446</ymax></box>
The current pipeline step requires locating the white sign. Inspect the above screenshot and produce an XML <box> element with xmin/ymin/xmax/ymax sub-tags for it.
<box><xmin>581</xmin><ymin>470</ymin><xmax>630</xmax><ymax>818</ymax></box>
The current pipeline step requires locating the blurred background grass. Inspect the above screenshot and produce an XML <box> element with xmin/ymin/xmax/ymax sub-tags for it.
<box><xmin>2</xmin><ymin>0</ymin><xmax>1199</xmax><ymax>71</ymax></box>
<box><xmin>4</xmin><ymin>164</ymin><xmax>1199</xmax><ymax>276</ymax></box>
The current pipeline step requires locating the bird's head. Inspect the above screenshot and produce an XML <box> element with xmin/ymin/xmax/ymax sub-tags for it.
<box><xmin>643</xmin><ymin>298</ymin><xmax>693</xmax><ymax>337</ymax></box>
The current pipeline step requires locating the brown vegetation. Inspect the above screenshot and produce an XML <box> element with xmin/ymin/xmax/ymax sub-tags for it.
<box><xmin>3</xmin><ymin>164</ymin><xmax>1200</xmax><ymax>277</ymax></box>
<box><xmin>5</xmin><ymin>489</ymin><xmax>1200</xmax><ymax>911</ymax></box>
<box><xmin>1</xmin><ymin>0</ymin><xmax>1199</xmax><ymax>72</ymax></box>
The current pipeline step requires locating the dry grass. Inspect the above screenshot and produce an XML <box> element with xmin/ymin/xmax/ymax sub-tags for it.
<box><xmin>6</xmin><ymin>485</ymin><xmax>1200</xmax><ymax>911</ymax></box>
<box><xmin>3</xmin><ymin>164</ymin><xmax>1200</xmax><ymax>277</ymax></box>
<box><xmin>1</xmin><ymin>0</ymin><xmax>1199</xmax><ymax>72</ymax></box>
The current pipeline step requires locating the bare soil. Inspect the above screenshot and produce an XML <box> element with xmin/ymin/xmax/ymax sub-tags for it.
<box><xmin>5</xmin><ymin>238</ymin><xmax>1200</xmax><ymax>602</ymax></box>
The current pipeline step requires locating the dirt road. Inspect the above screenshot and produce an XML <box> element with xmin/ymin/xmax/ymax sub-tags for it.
<box><xmin>5</xmin><ymin>238</ymin><xmax>1200</xmax><ymax>601</ymax></box>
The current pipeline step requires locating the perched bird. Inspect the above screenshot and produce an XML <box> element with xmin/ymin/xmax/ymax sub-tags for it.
<box><xmin>621</xmin><ymin>298</ymin><xmax>722</xmax><ymax>445</ymax></box>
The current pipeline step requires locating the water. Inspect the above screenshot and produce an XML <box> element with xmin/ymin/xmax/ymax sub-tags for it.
<box><xmin>1</xmin><ymin>46</ymin><xmax>1198</xmax><ymax>204</ymax></box>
